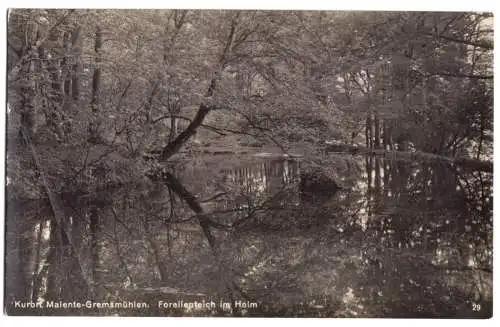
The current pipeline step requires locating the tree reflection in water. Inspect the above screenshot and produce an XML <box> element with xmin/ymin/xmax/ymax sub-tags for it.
<box><xmin>5</xmin><ymin>155</ymin><xmax>492</xmax><ymax>317</ymax></box>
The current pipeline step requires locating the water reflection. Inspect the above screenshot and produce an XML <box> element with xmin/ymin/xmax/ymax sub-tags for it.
<box><xmin>220</xmin><ymin>159</ymin><xmax>300</xmax><ymax>196</ymax></box>
<box><xmin>213</xmin><ymin>156</ymin><xmax>492</xmax><ymax>317</ymax></box>
<box><xmin>4</xmin><ymin>155</ymin><xmax>493</xmax><ymax>317</ymax></box>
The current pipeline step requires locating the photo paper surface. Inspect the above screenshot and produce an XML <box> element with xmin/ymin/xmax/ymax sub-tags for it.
<box><xmin>4</xmin><ymin>9</ymin><xmax>493</xmax><ymax>317</ymax></box>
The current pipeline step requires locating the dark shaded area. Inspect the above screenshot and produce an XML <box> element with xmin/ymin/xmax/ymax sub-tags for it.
<box><xmin>299</xmin><ymin>170</ymin><xmax>343</xmax><ymax>201</ymax></box>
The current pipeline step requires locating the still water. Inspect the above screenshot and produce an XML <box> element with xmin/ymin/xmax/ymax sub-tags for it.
<box><xmin>5</xmin><ymin>155</ymin><xmax>493</xmax><ymax>317</ymax></box>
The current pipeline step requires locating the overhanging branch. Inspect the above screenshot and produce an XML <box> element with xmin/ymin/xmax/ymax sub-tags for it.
<box><xmin>160</xmin><ymin>102</ymin><xmax>213</xmax><ymax>161</ymax></box>
<box><xmin>421</xmin><ymin>31</ymin><xmax>493</xmax><ymax>50</ymax></box>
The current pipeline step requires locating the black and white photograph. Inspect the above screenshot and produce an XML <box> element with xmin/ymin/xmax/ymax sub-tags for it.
<box><xmin>3</xmin><ymin>7</ymin><xmax>494</xmax><ymax>318</ymax></box>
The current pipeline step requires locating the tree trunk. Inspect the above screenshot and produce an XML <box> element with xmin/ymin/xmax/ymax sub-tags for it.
<box><xmin>30</xmin><ymin>218</ymin><xmax>44</xmax><ymax>301</ymax></box>
<box><xmin>477</xmin><ymin>114</ymin><xmax>485</xmax><ymax>160</ymax></box>
<box><xmin>71</xmin><ymin>26</ymin><xmax>81</xmax><ymax>100</ymax></box>
<box><xmin>16</xmin><ymin>19</ymin><xmax>41</xmax><ymax>142</ymax></box>
<box><xmin>374</xmin><ymin>157</ymin><xmax>381</xmax><ymax>211</ymax></box>
<box><xmin>169</xmin><ymin>117</ymin><xmax>178</xmax><ymax>142</ymax></box>
<box><xmin>365</xmin><ymin>156</ymin><xmax>373</xmax><ymax>218</ymax></box>
<box><xmin>160</xmin><ymin>102</ymin><xmax>212</xmax><ymax>161</ymax></box>
<box><xmin>162</xmin><ymin>171</ymin><xmax>219</xmax><ymax>255</ymax></box>
<box><xmin>62</xmin><ymin>31</ymin><xmax>72</xmax><ymax>99</ymax></box>
<box><xmin>45</xmin><ymin>218</ymin><xmax>63</xmax><ymax>300</ymax></box>
<box><xmin>89</xmin><ymin>26</ymin><xmax>102</xmax><ymax>143</ymax></box>
<box><xmin>89</xmin><ymin>207</ymin><xmax>100</xmax><ymax>287</ymax></box>
<box><xmin>383</xmin><ymin>159</ymin><xmax>390</xmax><ymax>198</ymax></box>
<box><xmin>374</xmin><ymin>113</ymin><xmax>380</xmax><ymax>149</ymax></box>
<box><xmin>91</xmin><ymin>26</ymin><xmax>102</xmax><ymax>112</ymax></box>
<box><xmin>48</xmin><ymin>29</ymin><xmax>63</xmax><ymax>102</ymax></box>
<box><xmin>383</xmin><ymin>121</ymin><xmax>392</xmax><ymax>150</ymax></box>
<box><xmin>365</xmin><ymin>113</ymin><xmax>372</xmax><ymax>148</ymax></box>
<box><xmin>143</xmin><ymin>221</ymin><xmax>168</xmax><ymax>282</ymax></box>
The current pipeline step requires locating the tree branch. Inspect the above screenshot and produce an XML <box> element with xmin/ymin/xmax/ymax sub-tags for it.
<box><xmin>152</xmin><ymin>115</ymin><xmax>227</xmax><ymax>136</ymax></box>
<box><xmin>163</xmin><ymin>172</ymin><xmax>218</xmax><ymax>251</ymax></box>
<box><xmin>220</xmin><ymin>12</ymin><xmax>240</xmax><ymax>64</ymax></box>
<box><xmin>422</xmin><ymin>31</ymin><xmax>493</xmax><ymax>50</ymax></box>
<box><xmin>160</xmin><ymin>103</ymin><xmax>213</xmax><ymax>160</ymax></box>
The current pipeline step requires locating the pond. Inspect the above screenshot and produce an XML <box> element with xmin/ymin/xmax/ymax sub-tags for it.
<box><xmin>4</xmin><ymin>154</ymin><xmax>493</xmax><ymax>317</ymax></box>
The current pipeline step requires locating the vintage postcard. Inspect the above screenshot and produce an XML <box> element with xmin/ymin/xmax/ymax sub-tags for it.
<box><xmin>4</xmin><ymin>8</ymin><xmax>493</xmax><ymax>317</ymax></box>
